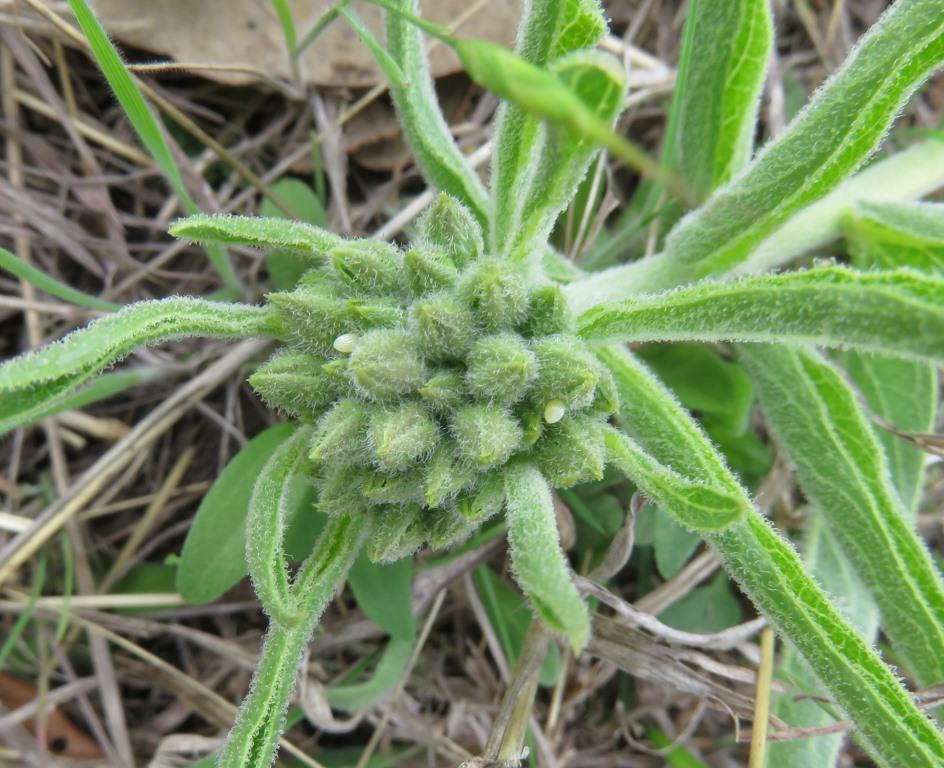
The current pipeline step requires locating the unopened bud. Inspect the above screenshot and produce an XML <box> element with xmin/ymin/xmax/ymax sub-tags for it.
<box><xmin>452</xmin><ymin>405</ymin><xmax>522</xmax><ymax>469</ymax></box>
<box><xmin>330</xmin><ymin>240</ymin><xmax>404</xmax><ymax>296</ymax></box>
<box><xmin>404</xmin><ymin>247</ymin><xmax>458</xmax><ymax>296</ymax></box>
<box><xmin>466</xmin><ymin>333</ymin><xmax>538</xmax><ymax>404</ymax></box>
<box><xmin>457</xmin><ymin>472</ymin><xmax>504</xmax><ymax>523</ymax></box>
<box><xmin>268</xmin><ymin>286</ymin><xmax>349</xmax><ymax>355</ymax></box>
<box><xmin>367</xmin><ymin>504</ymin><xmax>422</xmax><ymax>562</ymax></box>
<box><xmin>417</xmin><ymin>192</ymin><xmax>484</xmax><ymax>268</ymax></box>
<box><xmin>521</xmin><ymin>284</ymin><xmax>575</xmax><ymax>338</ymax></box>
<box><xmin>369</xmin><ymin>404</ymin><xmax>440</xmax><ymax>472</ymax></box>
<box><xmin>349</xmin><ymin>329</ymin><xmax>426</xmax><ymax>401</ymax></box>
<box><xmin>248</xmin><ymin>352</ymin><xmax>339</xmax><ymax>419</ymax></box>
<box><xmin>309</xmin><ymin>399</ymin><xmax>369</xmax><ymax>464</ymax></box>
<box><xmin>411</xmin><ymin>293</ymin><xmax>477</xmax><ymax>361</ymax></box>
<box><xmin>419</xmin><ymin>371</ymin><xmax>466</xmax><ymax>413</ymax></box>
<box><xmin>531</xmin><ymin>335</ymin><xmax>598</xmax><ymax>410</ymax></box>
<box><xmin>459</xmin><ymin>259</ymin><xmax>529</xmax><ymax>331</ymax></box>
<box><xmin>423</xmin><ymin>444</ymin><xmax>475</xmax><ymax>506</ymax></box>
<box><xmin>535</xmin><ymin>415</ymin><xmax>606</xmax><ymax>488</ymax></box>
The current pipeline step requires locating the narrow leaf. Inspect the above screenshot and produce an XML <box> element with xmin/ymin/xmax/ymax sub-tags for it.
<box><xmin>740</xmin><ymin>344</ymin><xmax>944</xmax><ymax>687</ymax></box>
<box><xmin>844</xmin><ymin>200</ymin><xmax>944</xmax><ymax>272</ymax></box>
<box><xmin>0</xmin><ymin>246</ymin><xmax>118</xmax><ymax>312</ymax></box>
<box><xmin>661</xmin><ymin>0</ymin><xmax>944</xmax><ymax>284</ymax></box>
<box><xmin>490</xmin><ymin>0</ymin><xmax>606</xmax><ymax>255</ymax></box>
<box><xmin>504</xmin><ymin>463</ymin><xmax>589</xmax><ymax>651</ymax></box>
<box><xmin>169</xmin><ymin>213</ymin><xmax>341</xmax><ymax>258</ymax></box>
<box><xmin>217</xmin><ymin>512</ymin><xmax>367</xmax><ymax>768</ymax></box>
<box><xmin>66</xmin><ymin>0</ymin><xmax>240</xmax><ymax>293</ymax></box>
<box><xmin>383</xmin><ymin>0</ymin><xmax>489</xmax><ymax>226</ymax></box>
<box><xmin>579</xmin><ymin>266</ymin><xmax>944</xmax><ymax>365</ymax></box>
<box><xmin>270</xmin><ymin>0</ymin><xmax>297</xmax><ymax>52</ymax></box>
<box><xmin>326</xmin><ymin>637</ymin><xmax>413</xmax><ymax>711</ymax></box>
<box><xmin>178</xmin><ymin>423</ymin><xmax>297</xmax><ymax>604</ymax></box>
<box><xmin>597</xmin><ymin>344</ymin><xmax>944</xmax><ymax>766</ymax></box>
<box><xmin>245</xmin><ymin>427</ymin><xmax>314</xmax><ymax>625</ymax></box>
<box><xmin>0</xmin><ymin>299</ymin><xmax>280</xmax><ymax>434</ymax></box>
<box><xmin>667</xmin><ymin>0</ymin><xmax>773</xmax><ymax>198</ymax></box>
<box><xmin>348</xmin><ymin>555</ymin><xmax>415</xmax><ymax>641</ymax></box>
<box><xmin>339</xmin><ymin>6</ymin><xmax>406</xmax><ymax>88</ymax></box>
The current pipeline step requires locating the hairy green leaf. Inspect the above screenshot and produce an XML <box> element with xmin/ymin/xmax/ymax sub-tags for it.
<box><xmin>217</xmin><ymin>512</ymin><xmax>367</xmax><ymax>768</ymax></box>
<box><xmin>579</xmin><ymin>266</ymin><xmax>944</xmax><ymax>365</ymax></box>
<box><xmin>348</xmin><ymin>554</ymin><xmax>415</xmax><ymax>641</ymax></box>
<box><xmin>170</xmin><ymin>213</ymin><xmax>341</xmax><ymax>258</ymax></box>
<box><xmin>0</xmin><ymin>298</ymin><xmax>280</xmax><ymax>434</ymax></box>
<box><xmin>245</xmin><ymin>427</ymin><xmax>314</xmax><ymax>625</ymax></box>
<box><xmin>741</xmin><ymin>345</ymin><xmax>944</xmax><ymax>687</ymax></box>
<box><xmin>504</xmin><ymin>463</ymin><xmax>589</xmax><ymax>651</ymax></box>
<box><xmin>383</xmin><ymin>0</ymin><xmax>489</xmax><ymax>226</ymax></box>
<box><xmin>667</xmin><ymin>0</ymin><xmax>772</xmax><ymax>199</ymax></box>
<box><xmin>0</xmin><ymin>246</ymin><xmax>118</xmax><ymax>312</ymax></box>
<box><xmin>660</xmin><ymin>0</ymin><xmax>944</xmax><ymax>285</ymax></box>
<box><xmin>598</xmin><ymin>345</ymin><xmax>944</xmax><ymax>765</ymax></box>
<box><xmin>66</xmin><ymin>0</ymin><xmax>240</xmax><ymax>293</ymax></box>
<box><xmin>259</xmin><ymin>178</ymin><xmax>328</xmax><ymax>290</ymax></box>
<box><xmin>490</xmin><ymin>0</ymin><xmax>606</xmax><ymax>256</ymax></box>
<box><xmin>844</xmin><ymin>200</ymin><xmax>944</xmax><ymax>272</ymax></box>
<box><xmin>502</xmin><ymin>50</ymin><xmax>627</xmax><ymax>263</ymax></box>
<box><xmin>178</xmin><ymin>423</ymin><xmax>297</xmax><ymax>604</ymax></box>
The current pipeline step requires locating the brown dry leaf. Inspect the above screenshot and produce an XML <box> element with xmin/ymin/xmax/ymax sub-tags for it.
<box><xmin>89</xmin><ymin>0</ymin><xmax>524</xmax><ymax>87</ymax></box>
<box><xmin>0</xmin><ymin>671</ymin><xmax>104</xmax><ymax>760</ymax></box>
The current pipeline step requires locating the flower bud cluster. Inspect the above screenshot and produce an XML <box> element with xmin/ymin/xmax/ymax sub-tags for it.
<box><xmin>252</xmin><ymin>194</ymin><xmax>618</xmax><ymax>562</ymax></box>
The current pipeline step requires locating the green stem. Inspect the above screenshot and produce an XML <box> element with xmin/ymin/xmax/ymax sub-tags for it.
<box><xmin>216</xmin><ymin>512</ymin><xmax>367</xmax><ymax>768</ymax></box>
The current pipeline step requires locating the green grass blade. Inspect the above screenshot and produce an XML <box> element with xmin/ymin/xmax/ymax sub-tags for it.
<box><xmin>578</xmin><ymin>266</ymin><xmax>944</xmax><ymax>365</ymax></box>
<box><xmin>489</xmin><ymin>0</ymin><xmax>606</xmax><ymax>256</ymax></box>
<box><xmin>216</xmin><ymin>511</ymin><xmax>367</xmax><ymax>768</ymax></box>
<box><xmin>0</xmin><ymin>298</ymin><xmax>280</xmax><ymax>433</ymax></box>
<box><xmin>66</xmin><ymin>0</ymin><xmax>241</xmax><ymax>293</ymax></box>
<box><xmin>0</xmin><ymin>246</ymin><xmax>118</xmax><ymax>312</ymax></box>
<box><xmin>659</xmin><ymin>0</ymin><xmax>944</xmax><ymax>285</ymax></box>
<box><xmin>504</xmin><ymin>463</ymin><xmax>590</xmax><ymax>652</ymax></box>
<box><xmin>599</xmin><ymin>343</ymin><xmax>944</xmax><ymax>766</ymax></box>
<box><xmin>339</xmin><ymin>6</ymin><xmax>406</xmax><ymax>88</ymax></box>
<box><xmin>270</xmin><ymin>0</ymin><xmax>297</xmax><ymax>52</ymax></box>
<box><xmin>383</xmin><ymin>0</ymin><xmax>489</xmax><ymax>226</ymax></box>
<box><xmin>741</xmin><ymin>344</ymin><xmax>944</xmax><ymax>688</ymax></box>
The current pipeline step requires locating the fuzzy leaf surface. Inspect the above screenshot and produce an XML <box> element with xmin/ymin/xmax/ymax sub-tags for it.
<box><xmin>384</xmin><ymin>0</ymin><xmax>489</xmax><ymax>226</ymax></box>
<box><xmin>504</xmin><ymin>463</ymin><xmax>589</xmax><ymax>651</ymax></box>
<box><xmin>741</xmin><ymin>344</ymin><xmax>944</xmax><ymax>687</ymax></box>
<box><xmin>598</xmin><ymin>345</ymin><xmax>944</xmax><ymax>765</ymax></box>
<box><xmin>843</xmin><ymin>200</ymin><xmax>944</xmax><ymax>272</ymax></box>
<box><xmin>0</xmin><ymin>298</ymin><xmax>280</xmax><ymax>433</ymax></box>
<box><xmin>170</xmin><ymin>213</ymin><xmax>341</xmax><ymax>258</ymax></box>
<box><xmin>660</xmin><ymin>0</ymin><xmax>944</xmax><ymax>284</ymax></box>
<box><xmin>579</xmin><ymin>267</ymin><xmax>944</xmax><ymax>365</ymax></box>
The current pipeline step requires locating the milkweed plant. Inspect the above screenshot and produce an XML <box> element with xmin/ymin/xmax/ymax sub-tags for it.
<box><xmin>3</xmin><ymin>0</ymin><xmax>944</xmax><ymax>766</ymax></box>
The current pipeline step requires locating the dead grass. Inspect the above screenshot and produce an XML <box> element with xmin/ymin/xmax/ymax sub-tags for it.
<box><xmin>0</xmin><ymin>2</ymin><xmax>937</xmax><ymax>766</ymax></box>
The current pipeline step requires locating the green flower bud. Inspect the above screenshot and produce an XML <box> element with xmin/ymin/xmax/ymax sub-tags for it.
<box><xmin>349</xmin><ymin>329</ymin><xmax>426</xmax><ymax>401</ymax></box>
<box><xmin>346</xmin><ymin>299</ymin><xmax>404</xmax><ymax>330</ymax></box>
<box><xmin>404</xmin><ymin>247</ymin><xmax>458</xmax><ymax>296</ymax></box>
<box><xmin>458</xmin><ymin>259</ymin><xmax>529</xmax><ymax>331</ymax></box>
<box><xmin>465</xmin><ymin>333</ymin><xmax>538</xmax><ymax>404</ymax></box>
<box><xmin>317</xmin><ymin>465</ymin><xmax>369</xmax><ymax>514</ymax></box>
<box><xmin>427</xmin><ymin>504</ymin><xmax>475</xmax><ymax>550</ymax></box>
<box><xmin>521</xmin><ymin>284</ymin><xmax>575</xmax><ymax>337</ymax></box>
<box><xmin>367</xmin><ymin>504</ymin><xmax>422</xmax><ymax>563</ymax></box>
<box><xmin>419</xmin><ymin>371</ymin><xmax>466</xmax><ymax>413</ymax></box>
<box><xmin>423</xmin><ymin>444</ymin><xmax>475</xmax><ymax>507</ymax></box>
<box><xmin>410</xmin><ymin>292</ymin><xmax>477</xmax><ymax>361</ymax></box>
<box><xmin>457</xmin><ymin>471</ymin><xmax>505</xmax><ymax>523</ymax></box>
<box><xmin>452</xmin><ymin>405</ymin><xmax>523</xmax><ymax>470</ymax></box>
<box><xmin>530</xmin><ymin>335</ymin><xmax>598</xmax><ymax>411</ymax></box>
<box><xmin>516</xmin><ymin>403</ymin><xmax>544</xmax><ymax>448</ymax></box>
<box><xmin>309</xmin><ymin>399</ymin><xmax>369</xmax><ymax>464</ymax></box>
<box><xmin>368</xmin><ymin>404</ymin><xmax>440</xmax><ymax>472</ymax></box>
<box><xmin>417</xmin><ymin>192</ymin><xmax>484</xmax><ymax>268</ymax></box>
<box><xmin>534</xmin><ymin>415</ymin><xmax>606</xmax><ymax>488</ymax></box>
<box><xmin>364</xmin><ymin>470</ymin><xmax>424</xmax><ymax>506</ymax></box>
<box><xmin>588</xmin><ymin>360</ymin><xmax>619</xmax><ymax>416</ymax></box>
<box><xmin>330</xmin><ymin>240</ymin><xmax>404</xmax><ymax>296</ymax></box>
<box><xmin>268</xmin><ymin>286</ymin><xmax>349</xmax><ymax>355</ymax></box>
<box><xmin>248</xmin><ymin>352</ymin><xmax>338</xmax><ymax>419</ymax></box>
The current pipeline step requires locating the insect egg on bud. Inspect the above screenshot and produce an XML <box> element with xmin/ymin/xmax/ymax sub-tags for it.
<box><xmin>333</xmin><ymin>333</ymin><xmax>358</xmax><ymax>354</ymax></box>
<box><xmin>544</xmin><ymin>399</ymin><xmax>566</xmax><ymax>424</ymax></box>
